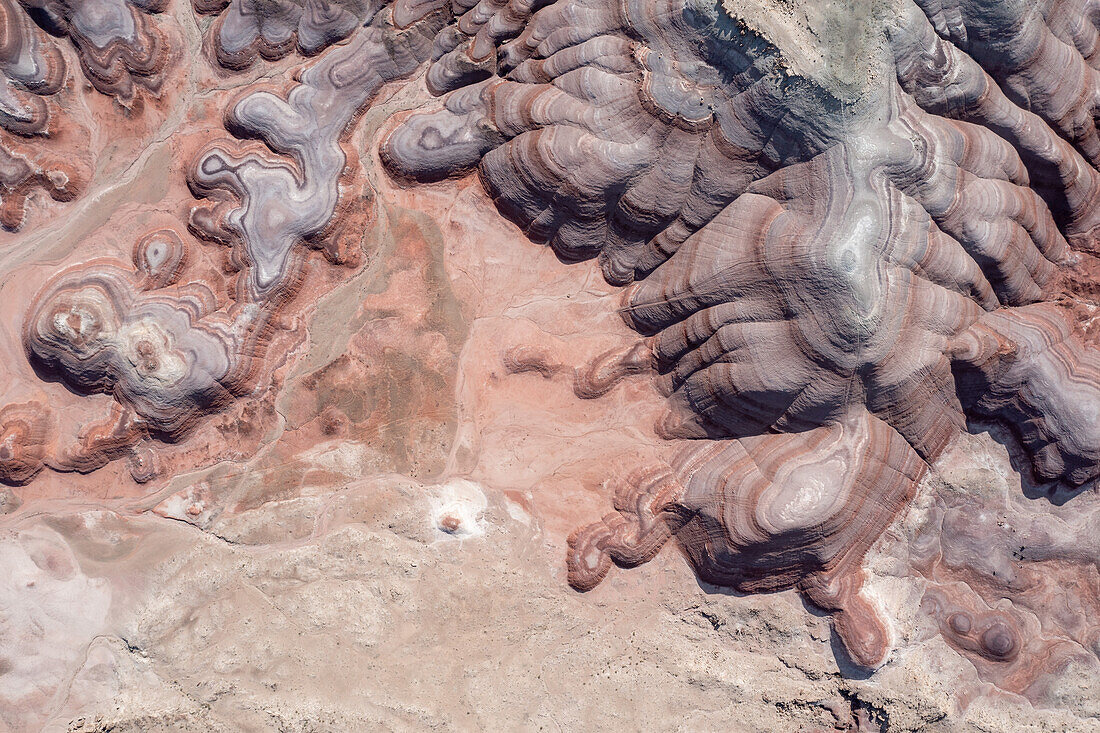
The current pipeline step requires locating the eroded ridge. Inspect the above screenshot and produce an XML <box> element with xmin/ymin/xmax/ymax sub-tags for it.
<box><xmin>4</xmin><ymin>0</ymin><xmax>1100</xmax><ymax>687</ymax></box>
<box><xmin>1</xmin><ymin>0</ymin><xmax>172</xmax><ymax>230</ymax></box>
<box><xmin>381</xmin><ymin>0</ymin><xmax>1100</xmax><ymax>671</ymax></box>
<box><xmin>567</xmin><ymin>412</ymin><xmax>926</xmax><ymax>668</ymax></box>
<box><xmin>194</xmin><ymin>0</ymin><xmax>382</xmax><ymax>69</ymax></box>
<box><xmin>19</xmin><ymin>0</ymin><xmax>172</xmax><ymax>99</ymax></box>
<box><xmin>15</xmin><ymin>3</ymin><xmax>451</xmax><ymax>482</ymax></box>
<box><xmin>189</xmin><ymin>0</ymin><xmax>447</xmax><ymax>300</ymax></box>
<box><xmin>0</xmin><ymin>0</ymin><xmax>84</xmax><ymax>230</ymax></box>
<box><xmin>0</xmin><ymin>0</ymin><xmax>65</xmax><ymax>137</ymax></box>
<box><xmin>17</xmin><ymin>233</ymin><xmax>239</xmax><ymax>481</ymax></box>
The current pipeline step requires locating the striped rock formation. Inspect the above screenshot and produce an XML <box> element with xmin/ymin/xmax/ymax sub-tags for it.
<box><xmin>0</xmin><ymin>0</ymin><xmax>82</xmax><ymax>230</ymax></box>
<box><xmin>0</xmin><ymin>0</ymin><xmax>172</xmax><ymax>230</ymax></box>
<box><xmin>18</xmin><ymin>0</ymin><xmax>171</xmax><ymax>98</ymax></box>
<box><xmin>193</xmin><ymin>0</ymin><xmax>379</xmax><ymax>69</ymax></box>
<box><xmin>382</xmin><ymin>0</ymin><xmax>1100</xmax><ymax>669</ymax></box>
<box><xmin>2</xmin><ymin>0</ymin><xmax>1099</xmax><ymax>685</ymax></box>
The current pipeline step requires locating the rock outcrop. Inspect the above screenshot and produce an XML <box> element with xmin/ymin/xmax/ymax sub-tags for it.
<box><xmin>380</xmin><ymin>0</ymin><xmax>1100</xmax><ymax>670</ymax></box>
<box><xmin>1</xmin><ymin>0</ymin><xmax>1100</xmax><ymax>726</ymax></box>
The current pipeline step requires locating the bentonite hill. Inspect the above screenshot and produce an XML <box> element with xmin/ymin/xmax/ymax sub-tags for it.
<box><xmin>2</xmin><ymin>0</ymin><xmax>1100</xmax><ymax>730</ymax></box>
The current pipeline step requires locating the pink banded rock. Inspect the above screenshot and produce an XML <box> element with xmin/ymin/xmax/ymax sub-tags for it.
<box><xmin>195</xmin><ymin>0</ymin><xmax>386</xmax><ymax>69</ymax></box>
<box><xmin>0</xmin><ymin>0</ymin><xmax>1098</xmax><ymax>688</ymax></box>
<box><xmin>567</xmin><ymin>410</ymin><xmax>926</xmax><ymax>668</ymax></box>
<box><xmin>0</xmin><ymin>0</ymin><xmax>83</xmax><ymax>231</ymax></box>
<box><xmin>24</xmin><ymin>261</ymin><xmax>238</xmax><ymax>440</ymax></box>
<box><xmin>18</xmin><ymin>0</ymin><xmax>171</xmax><ymax>99</ymax></box>
<box><xmin>1</xmin><ymin>0</ymin><xmax>171</xmax><ymax>230</ymax></box>
<box><xmin>190</xmin><ymin>5</ymin><xmax>446</xmax><ymax>300</ymax></box>
<box><xmin>0</xmin><ymin>400</ymin><xmax>50</xmax><ymax>485</ymax></box>
<box><xmin>11</xmin><ymin>1</ymin><xmax>452</xmax><ymax>476</ymax></box>
<box><xmin>381</xmin><ymin>0</ymin><xmax>1100</xmax><ymax>669</ymax></box>
<box><xmin>0</xmin><ymin>0</ymin><xmax>65</xmax><ymax>136</ymax></box>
